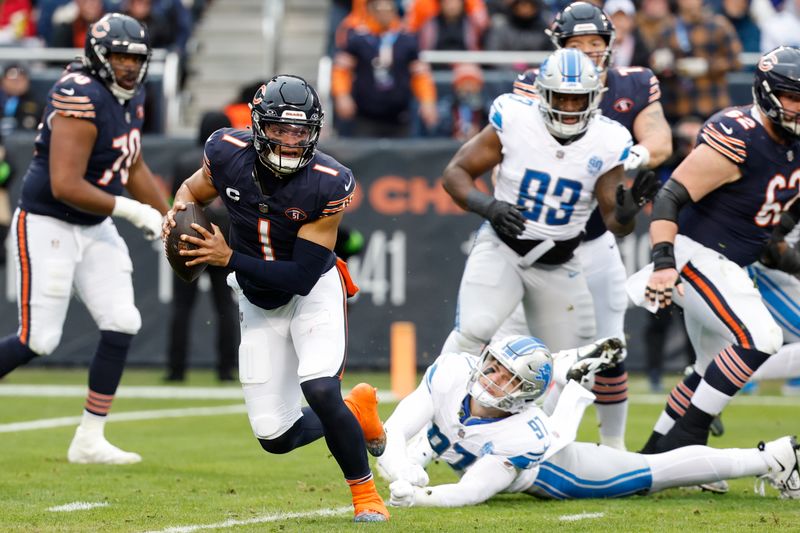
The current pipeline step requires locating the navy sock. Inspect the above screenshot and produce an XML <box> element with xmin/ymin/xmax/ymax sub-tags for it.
<box><xmin>85</xmin><ymin>331</ymin><xmax>133</xmax><ymax>415</ymax></box>
<box><xmin>302</xmin><ymin>377</ymin><xmax>370</xmax><ymax>480</ymax></box>
<box><xmin>0</xmin><ymin>335</ymin><xmax>37</xmax><ymax>378</ymax></box>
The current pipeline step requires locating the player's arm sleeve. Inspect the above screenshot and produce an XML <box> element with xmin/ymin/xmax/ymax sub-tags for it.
<box><xmin>228</xmin><ymin>237</ymin><xmax>334</xmax><ymax>296</ymax></box>
<box><xmin>411</xmin><ymin>455</ymin><xmax>520</xmax><ymax>507</ymax></box>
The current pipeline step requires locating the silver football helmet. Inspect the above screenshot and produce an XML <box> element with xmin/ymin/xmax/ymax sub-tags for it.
<box><xmin>535</xmin><ymin>48</ymin><xmax>604</xmax><ymax>140</ymax></box>
<box><xmin>468</xmin><ymin>335</ymin><xmax>554</xmax><ymax>414</ymax></box>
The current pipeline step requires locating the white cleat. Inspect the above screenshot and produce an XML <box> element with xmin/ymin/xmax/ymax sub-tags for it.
<box><xmin>756</xmin><ymin>436</ymin><xmax>800</xmax><ymax>499</ymax></box>
<box><xmin>67</xmin><ymin>427</ymin><xmax>142</xmax><ymax>465</ymax></box>
<box><xmin>699</xmin><ymin>480</ymin><xmax>729</xmax><ymax>494</ymax></box>
<box><xmin>566</xmin><ymin>337</ymin><xmax>626</xmax><ymax>384</ymax></box>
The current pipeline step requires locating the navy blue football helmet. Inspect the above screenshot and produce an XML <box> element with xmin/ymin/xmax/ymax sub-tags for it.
<box><xmin>754</xmin><ymin>46</ymin><xmax>800</xmax><ymax>139</ymax></box>
<box><xmin>251</xmin><ymin>75</ymin><xmax>324</xmax><ymax>175</ymax></box>
<box><xmin>546</xmin><ymin>2</ymin><xmax>615</xmax><ymax>70</ymax></box>
<box><xmin>83</xmin><ymin>13</ymin><xmax>150</xmax><ymax>100</ymax></box>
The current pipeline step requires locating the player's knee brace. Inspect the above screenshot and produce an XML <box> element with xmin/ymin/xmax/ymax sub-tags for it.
<box><xmin>103</xmin><ymin>302</ymin><xmax>142</xmax><ymax>335</ymax></box>
<box><xmin>28</xmin><ymin>330</ymin><xmax>62</xmax><ymax>356</ymax></box>
<box><xmin>752</xmin><ymin>323</ymin><xmax>784</xmax><ymax>356</ymax></box>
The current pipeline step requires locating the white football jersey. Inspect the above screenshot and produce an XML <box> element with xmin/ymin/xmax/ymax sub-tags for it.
<box><xmin>489</xmin><ymin>93</ymin><xmax>633</xmax><ymax>241</ymax></box>
<box><xmin>423</xmin><ymin>352</ymin><xmax>556</xmax><ymax>492</ymax></box>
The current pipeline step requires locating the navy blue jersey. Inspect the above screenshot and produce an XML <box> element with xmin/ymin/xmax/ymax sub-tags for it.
<box><xmin>680</xmin><ymin>105</ymin><xmax>800</xmax><ymax>267</ymax></box>
<box><xmin>513</xmin><ymin>66</ymin><xmax>661</xmax><ymax>240</ymax></box>
<box><xmin>203</xmin><ymin>128</ymin><xmax>355</xmax><ymax>310</ymax></box>
<box><xmin>19</xmin><ymin>62</ymin><xmax>146</xmax><ymax>225</ymax></box>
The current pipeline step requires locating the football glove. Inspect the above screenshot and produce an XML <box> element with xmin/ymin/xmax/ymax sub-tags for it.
<box><xmin>466</xmin><ymin>189</ymin><xmax>526</xmax><ymax>238</ymax></box>
<box><xmin>389</xmin><ymin>479</ymin><xmax>418</xmax><ymax>507</ymax></box>
<box><xmin>624</xmin><ymin>144</ymin><xmax>651</xmax><ymax>171</ymax></box>
<box><xmin>615</xmin><ymin>170</ymin><xmax>660</xmax><ymax>225</ymax></box>
<box><xmin>113</xmin><ymin>196</ymin><xmax>163</xmax><ymax>240</ymax></box>
<box><xmin>760</xmin><ymin>239</ymin><xmax>800</xmax><ymax>274</ymax></box>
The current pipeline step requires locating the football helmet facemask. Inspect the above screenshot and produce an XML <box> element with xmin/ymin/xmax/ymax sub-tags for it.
<box><xmin>251</xmin><ymin>75</ymin><xmax>323</xmax><ymax>175</ymax></box>
<box><xmin>83</xmin><ymin>13</ymin><xmax>150</xmax><ymax>101</ymax></box>
<box><xmin>468</xmin><ymin>335</ymin><xmax>554</xmax><ymax>414</ymax></box>
<box><xmin>754</xmin><ymin>46</ymin><xmax>800</xmax><ymax>139</ymax></box>
<box><xmin>535</xmin><ymin>48</ymin><xmax>604</xmax><ymax>140</ymax></box>
<box><xmin>546</xmin><ymin>1</ymin><xmax>615</xmax><ymax>71</ymax></box>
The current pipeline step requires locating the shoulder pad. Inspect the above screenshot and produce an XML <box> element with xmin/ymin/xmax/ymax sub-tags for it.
<box><xmin>50</xmin><ymin>70</ymin><xmax>102</xmax><ymax>121</ymax></box>
<box><xmin>313</xmin><ymin>153</ymin><xmax>356</xmax><ymax>217</ymax></box>
<box><xmin>697</xmin><ymin>107</ymin><xmax>751</xmax><ymax>165</ymax></box>
<box><xmin>424</xmin><ymin>352</ymin><xmax>474</xmax><ymax>393</ymax></box>
<box><xmin>512</xmin><ymin>68</ymin><xmax>538</xmax><ymax>99</ymax></box>
<box><xmin>489</xmin><ymin>93</ymin><xmax>534</xmax><ymax>132</ymax></box>
<box><xmin>203</xmin><ymin>127</ymin><xmax>250</xmax><ymax>179</ymax></box>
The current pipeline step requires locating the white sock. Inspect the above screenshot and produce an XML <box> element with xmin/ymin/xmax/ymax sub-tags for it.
<box><xmin>79</xmin><ymin>410</ymin><xmax>106</xmax><ymax>435</ymax></box>
<box><xmin>653</xmin><ymin>410</ymin><xmax>676</xmax><ymax>435</ymax></box>
<box><xmin>597</xmin><ymin>402</ymin><xmax>628</xmax><ymax>446</ymax></box>
<box><xmin>646</xmin><ymin>446</ymin><xmax>768</xmax><ymax>492</ymax></box>
<box><xmin>751</xmin><ymin>343</ymin><xmax>800</xmax><ymax>381</ymax></box>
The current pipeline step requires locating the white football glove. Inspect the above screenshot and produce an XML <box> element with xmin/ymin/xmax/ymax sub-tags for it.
<box><xmin>389</xmin><ymin>479</ymin><xmax>418</xmax><ymax>507</ymax></box>
<box><xmin>624</xmin><ymin>144</ymin><xmax>650</xmax><ymax>171</ymax></box>
<box><xmin>376</xmin><ymin>456</ymin><xmax>430</xmax><ymax>487</ymax></box>
<box><xmin>112</xmin><ymin>196</ymin><xmax>163</xmax><ymax>240</ymax></box>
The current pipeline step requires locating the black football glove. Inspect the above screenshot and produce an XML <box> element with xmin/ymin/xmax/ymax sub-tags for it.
<box><xmin>486</xmin><ymin>200</ymin><xmax>526</xmax><ymax>238</ymax></box>
<box><xmin>466</xmin><ymin>189</ymin><xmax>526</xmax><ymax>238</ymax></box>
<box><xmin>760</xmin><ymin>239</ymin><xmax>800</xmax><ymax>274</ymax></box>
<box><xmin>615</xmin><ymin>169</ymin><xmax>660</xmax><ymax>225</ymax></box>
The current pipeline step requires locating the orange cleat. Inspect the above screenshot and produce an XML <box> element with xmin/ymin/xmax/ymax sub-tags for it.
<box><xmin>349</xmin><ymin>476</ymin><xmax>389</xmax><ymax>522</ymax></box>
<box><xmin>344</xmin><ymin>383</ymin><xmax>387</xmax><ymax>457</ymax></box>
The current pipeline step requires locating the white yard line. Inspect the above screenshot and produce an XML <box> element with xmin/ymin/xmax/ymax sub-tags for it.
<box><xmin>559</xmin><ymin>512</ymin><xmax>605</xmax><ymax>522</ymax></box>
<box><xmin>0</xmin><ymin>405</ymin><xmax>247</xmax><ymax>433</ymax></box>
<box><xmin>0</xmin><ymin>384</ymin><xmax>397</xmax><ymax>402</ymax></box>
<box><xmin>48</xmin><ymin>502</ymin><xmax>109</xmax><ymax>512</ymax></box>
<box><xmin>142</xmin><ymin>506</ymin><xmax>352</xmax><ymax>533</ymax></box>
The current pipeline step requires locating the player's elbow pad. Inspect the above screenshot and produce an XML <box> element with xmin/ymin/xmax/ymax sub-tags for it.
<box><xmin>228</xmin><ymin>238</ymin><xmax>334</xmax><ymax>296</ymax></box>
<box><xmin>650</xmin><ymin>179</ymin><xmax>692</xmax><ymax>223</ymax></box>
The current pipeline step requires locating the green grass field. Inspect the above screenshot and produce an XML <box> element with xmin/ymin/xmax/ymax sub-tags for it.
<box><xmin>1</xmin><ymin>369</ymin><xmax>799</xmax><ymax>532</ymax></box>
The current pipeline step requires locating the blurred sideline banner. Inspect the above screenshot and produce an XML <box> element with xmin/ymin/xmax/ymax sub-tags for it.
<box><xmin>0</xmin><ymin>133</ymin><xmax>693</xmax><ymax>371</ymax></box>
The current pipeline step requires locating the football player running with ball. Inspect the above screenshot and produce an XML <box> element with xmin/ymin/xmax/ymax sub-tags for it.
<box><xmin>162</xmin><ymin>75</ymin><xmax>389</xmax><ymax>523</ymax></box>
<box><xmin>0</xmin><ymin>14</ymin><xmax>167</xmax><ymax>464</ymax></box>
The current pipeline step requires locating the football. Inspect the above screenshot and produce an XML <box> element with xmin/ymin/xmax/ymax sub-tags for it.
<box><xmin>165</xmin><ymin>202</ymin><xmax>213</xmax><ymax>283</ymax></box>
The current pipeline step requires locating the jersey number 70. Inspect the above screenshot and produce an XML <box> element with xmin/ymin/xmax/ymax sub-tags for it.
<box><xmin>517</xmin><ymin>169</ymin><xmax>583</xmax><ymax>226</ymax></box>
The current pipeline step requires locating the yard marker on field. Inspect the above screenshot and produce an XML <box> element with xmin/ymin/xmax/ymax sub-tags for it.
<box><xmin>391</xmin><ymin>321</ymin><xmax>417</xmax><ymax>399</ymax></box>
<box><xmin>143</xmin><ymin>506</ymin><xmax>351</xmax><ymax>533</ymax></box>
<box><xmin>48</xmin><ymin>502</ymin><xmax>109</xmax><ymax>512</ymax></box>
<box><xmin>559</xmin><ymin>512</ymin><xmax>605</xmax><ymax>522</ymax></box>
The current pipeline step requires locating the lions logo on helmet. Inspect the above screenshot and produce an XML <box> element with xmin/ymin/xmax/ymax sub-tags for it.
<box><xmin>535</xmin><ymin>48</ymin><xmax>604</xmax><ymax>140</ymax></box>
<box><xmin>753</xmin><ymin>46</ymin><xmax>800</xmax><ymax>139</ymax></box>
<box><xmin>83</xmin><ymin>13</ymin><xmax>151</xmax><ymax>101</ymax></box>
<box><xmin>250</xmin><ymin>75</ymin><xmax>324</xmax><ymax>176</ymax></box>
<box><xmin>468</xmin><ymin>335</ymin><xmax>554</xmax><ymax>414</ymax></box>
